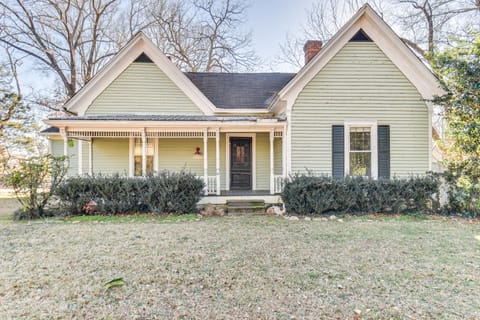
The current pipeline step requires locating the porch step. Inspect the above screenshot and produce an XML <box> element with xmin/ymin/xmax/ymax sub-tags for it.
<box><xmin>226</xmin><ymin>200</ymin><xmax>265</xmax><ymax>215</ymax></box>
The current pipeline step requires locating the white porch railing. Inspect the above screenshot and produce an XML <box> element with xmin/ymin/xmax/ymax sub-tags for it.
<box><xmin>274</xmin><ymin>175</ymin><xmax>285</xmax><ymax>194</ymax></box>
<box><xmin>206</xmin><ymin>176</ymin><xmax>218</xmax><ymax>194</ymax></box>
<box><xmin>199</xmin><ymin>175</ymin><xmax>219</xmax><ymax>195</ymax></box>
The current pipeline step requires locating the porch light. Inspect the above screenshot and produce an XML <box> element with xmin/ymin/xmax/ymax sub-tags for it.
<box><xmin>193</xmin><ymin>147</ymin><xmax>202</xmax><ymax>159</ymax></box>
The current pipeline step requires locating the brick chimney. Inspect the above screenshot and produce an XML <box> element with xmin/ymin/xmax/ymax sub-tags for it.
<box><xmin>303</xmin><ymin>40</ymin><xmax>322</xmax><ymax>64</ymax></box>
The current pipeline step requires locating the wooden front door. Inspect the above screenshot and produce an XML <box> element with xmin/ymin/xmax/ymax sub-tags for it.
<box><xmin>230</xmin><ymin>137</ymin><xmax>252</xmax><ymax>190</ymax></box>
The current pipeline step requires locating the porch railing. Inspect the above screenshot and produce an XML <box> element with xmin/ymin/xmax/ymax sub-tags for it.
<box><xmin>206</xmin><ymin>176</ymin><xmax>218</xmax><ymax>195</ymax></box>
<box><xmin>274</xmin><ymin>175</ymin><xmax>285</xmax><ymax>194</ymax></box>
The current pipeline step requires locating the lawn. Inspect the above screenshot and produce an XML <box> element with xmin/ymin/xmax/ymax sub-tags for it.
<box><xmin>1</xmin><ymin>211</ymin><xmax>479</xmax><ymax>319</ymax></box>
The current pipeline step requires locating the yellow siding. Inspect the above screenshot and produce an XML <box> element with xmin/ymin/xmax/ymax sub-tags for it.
<box><xmin>92</xmin><ymin>138</ymin><xmax>129</xmax><ymax>175</ymax></box>
<box><xmin>86</xmin><ymin>63</ymin><xmax>204</xmax><ymax>115</ymax></box>
<box><xmin>291</xmin><ymin>42</ymin><xmax>429</xmax><ymax>177</ymax></box>
<box><xmin>256</xmin><ymin>133</ymin><xmax>270</xmax><ymax>190</ymax></box>
<box><xmin>51</xmin><ymin>139</ymin><xmax>79</xmax><ymax>176</ymax></box>
<box><xmin>158</xmin><ymin>138</ymin><xmax>204</xmax><ymax>175</ymax></box>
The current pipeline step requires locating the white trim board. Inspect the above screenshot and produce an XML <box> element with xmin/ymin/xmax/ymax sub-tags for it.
<box><xmin>225</xmin><ymin>133</ymin><xmax>256</xmax><ymax>191</ymax></box>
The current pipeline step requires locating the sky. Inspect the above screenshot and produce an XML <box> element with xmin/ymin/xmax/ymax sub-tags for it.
<box><xmin>247</xmin><ymin>0</ymin><xmax>317</xmax><ymax>71</ymax></box>
<box><xmin>17</xmin><ymin>0</ymin><xmax>318</xmax><ymax>95</ymax></box>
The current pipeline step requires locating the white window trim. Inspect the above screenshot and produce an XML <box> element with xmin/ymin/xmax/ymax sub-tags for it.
<box><xmin>129</xmin><ymin>137</ymin><xmax>158</xmax><ymax>177</ymax></box>
<box><xmin>225</xmin><ymin>133</ymin><xmax>256</xmax><ymax>191</ymax></box>
<box><xmin>344</xmin><ymin>120</ymin><xmax>378</xmax><ymax>179</ymax></box>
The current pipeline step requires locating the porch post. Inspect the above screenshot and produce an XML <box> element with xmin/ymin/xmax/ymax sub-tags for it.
<box><xmin>88</xmin><ymin>139</ymin><xmax>93</xmax><ymax>175</ymax></box>
<box><xmin>141</xmin><ymin>129</ymin><xmax>147</xmax><ymax>176</ymax></box>
<box><xmin>270</xmin><ymin>128</ymin><xmax>274</xmax><ymax>194</ymax></box>
<box><xmin>78</xmin><ymin>140</ymin><xmax>83</xmax><ymax>176</ymax></box>
<box><xmin>215</xmin><ymin>129</ymin><xmax>220</xmax><ymax>195</ymax></box>
<box><xmin>203</xmin><ymin>128</ymin><xmax>208</xmax><ymax>195</ymax></box>
<box><xmin>61</xmin><ymin>128</ymin><xmax>68</xmax><ymax>157</ymax></box>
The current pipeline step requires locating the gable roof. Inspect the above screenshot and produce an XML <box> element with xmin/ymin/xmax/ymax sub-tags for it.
<box><xmin>64</xmin><ymin>33</ymin><xmax>218</xmax><ymax>116</ymax></box>
<box><xmin>272</xmin><ymin>3</ymin><xmax>445</xmax><ymax>114</ymax></box>
<box><xmin>185</xmin><ymin>73</ymin><xmax>295</xmax><ymax>109</ymax></box>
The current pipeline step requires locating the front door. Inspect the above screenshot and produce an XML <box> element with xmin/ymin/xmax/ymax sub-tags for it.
<box><xmin>230</xmin><ymin>138</ymin><xmax>252</xmax><ymax>190</ymax></box>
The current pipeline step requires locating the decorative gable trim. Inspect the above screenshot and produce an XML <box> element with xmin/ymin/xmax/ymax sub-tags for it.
<box><xmin>65</xmin><ymin>33</ymin><xmax>217</xmax><ymax>115</ymax></box>
<box><xmin>271</xmin><ymin>4</ymin><xmax>445</xmax><ymax>114</ymax></box>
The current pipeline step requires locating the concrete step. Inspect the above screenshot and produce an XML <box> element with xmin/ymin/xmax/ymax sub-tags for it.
<box><xmin>226</xmin><ymin>200</ymin><xmax>265</xmax><ymax>215</ymax></box>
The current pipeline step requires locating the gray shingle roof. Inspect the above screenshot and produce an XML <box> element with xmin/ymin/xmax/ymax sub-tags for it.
<box><xmin>185</xmin><ymin>72</ymin><xmax>296</xmax><ymax>109</ymax></box>
<box><xmin>48</xmin><ymin>115</ymin><xmax>284</xmax><ymax>122</ymax></box>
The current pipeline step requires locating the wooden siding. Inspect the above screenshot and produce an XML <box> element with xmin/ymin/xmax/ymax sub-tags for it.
<box><xmin>92</xmin><ymin>138</ymin><xmax>129</xmax><ymax>175</ymax></box>
<box><xmin>85</xmin><ymin>62</ymin><xmax>204</xmax><ymax>115</ymax></box>
<box><xmin>51</xmin><ymin>140</ymin><xmax>89</xmax><ymax>175</ymax></box>
<box><xmin>291</xmin><ymin>42</ymin><xmax>429</xmax><ymax>177</ymax></box>
<box><xmin>158</xmin><ymin>138</ymin><xmax>204</xmax><ymax>175</ymax></box>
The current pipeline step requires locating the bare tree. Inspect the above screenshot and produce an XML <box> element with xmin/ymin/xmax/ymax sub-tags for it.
<box><xmin>397</xmin><ymin>0</ymin><xmax>479</xmax><ymax>56</ymax></box>
<box><xmin>0</xmin><ymin>0</ymin><xmax>131</xmax><ymax>99</ymax></box>
<box><xmin>276</xmin><ymin>0</ymin><xmax>479</xmax><ymax>69</ymax></box>
<box><xmin>145</xmin><ymin>0</ymin><xmax>258</xmax><ymax>72</ymax></box>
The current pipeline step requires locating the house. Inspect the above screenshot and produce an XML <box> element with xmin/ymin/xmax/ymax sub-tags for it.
<box><xmin>43</xmin><ymin>4</ymin><xmax>444</xmax><ymax>205</ymax></box>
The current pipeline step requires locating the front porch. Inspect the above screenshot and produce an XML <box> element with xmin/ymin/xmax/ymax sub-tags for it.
<box><xmin>47</xmin><ymin>116</ymin><xmax>287</xmax><ymax>197</ymax></box>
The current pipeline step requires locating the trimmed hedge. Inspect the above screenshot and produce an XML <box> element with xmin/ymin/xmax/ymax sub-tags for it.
<box><xmin>282</xmin><ymin>174</ymin><xmax>439</xmax><ymax>215</ymax></box>
<box><xmin>55</xmin><ymin>171</ymin><xmax>204</xmax><ymax>215</ymax></box>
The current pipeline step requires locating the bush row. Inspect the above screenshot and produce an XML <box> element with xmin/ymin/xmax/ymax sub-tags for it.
<box><xmin>282</xmin><ymin>174</ymin><xmax>440</xmax><ymax>215</ymax></box>
<box><xmin>55</xmin><ymin>172</ymin><xmax>204</xmax><ymax>215</ymax></box>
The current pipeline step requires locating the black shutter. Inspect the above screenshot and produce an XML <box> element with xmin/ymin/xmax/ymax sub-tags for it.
<box><xmin>378</xmin><ymin>125</ymin><xmax>390</xmax><ymax>179</ymax></box>
<box><xmin>332</xmin><ymin>125</ymin><xmax>344</xmax><ymax>178</ymax></box>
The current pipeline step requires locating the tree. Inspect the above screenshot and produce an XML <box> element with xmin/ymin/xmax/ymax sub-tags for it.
<box><xmin>433</xmin><ymin>33</ymin><xmax>480</xmax><ymax>214</ymax></box>
<box><xmin>276</xmin><ymin>0</ymin><xmax>479</xmax><ymax>69</ymax></box>
<box><xmin>5</xmin><ymin>154</ymin><xmax>68</xmax><ymax>219</ymax></box>
<box><xmin>0</xmin><ymin>0</ymin><xmax>135</xmax><ymax>99</ymax></box>
<box><xmin>0</xmin><ymin>50</ymin><xmax>38</xmax><ymax>179</ymax></box>
<box><xmin>144</xmin><ymin>0</ymin><xmax>257</xmax><ymax>72</ymax></box>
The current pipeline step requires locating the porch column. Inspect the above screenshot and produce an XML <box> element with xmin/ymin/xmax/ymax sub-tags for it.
<box><xmin>141</xmin><ymin>129</ymin><xmax>147</xmax><ymax>176</ymax></box>
<box><xmin>215</xmin><ymin>129</ymin><xmax>220</xmax><ymax>195</ymax></box>
<box><xmin>270</xmin><ymin>129</ymin><xmax>274</xmax><ymax>194</ymax></box>
<box><xmin>61</xmin><ymin>128</ymin><xmax>68</xmax><ymax>157</ymax></box>
<box><xmin>203</xmin><ymin>128</ymin><xmax>208</xmax><ymax>195</ymax></box>
<box><xmin>88</xmin><ymin>139</ymin><xmax>93</xmax><ymax>175</ymax></box>
<box><xmin>78</xmin><ymin>140</ymin><xmax>83</xmax><ymax>175</ymax></box>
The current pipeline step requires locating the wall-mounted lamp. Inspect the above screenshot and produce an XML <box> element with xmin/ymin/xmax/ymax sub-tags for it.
<box><xmin>193</xmin><ymin>147</ymin><xmax>202</xmax><ymax>159</ymax></box>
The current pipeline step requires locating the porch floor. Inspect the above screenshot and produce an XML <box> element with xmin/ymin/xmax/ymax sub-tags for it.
<box><xmin>214</xmin><ymin>190</ymin><xmax>277</xmax><ymax>196</ymax></box>
<box><xmin>199</xmin><ymin>190</ymin><xmax>282</xmax><ymax>205</ymax></box>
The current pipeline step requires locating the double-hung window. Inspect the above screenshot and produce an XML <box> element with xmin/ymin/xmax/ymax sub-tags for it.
<box><xmin>345</xmin><ymin>121</ymin><xmax>377</xmax><ymax>178</ymax></box>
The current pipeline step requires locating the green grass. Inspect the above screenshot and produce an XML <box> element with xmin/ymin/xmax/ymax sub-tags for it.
<box><xmin>0</xmin><ymin>196</ymin><xmax>20</xmax><ymax>222</ymax></box>
<box><xmin>1</xmin><ymin>215</ymin><xmax>479</xmax><ymax>319</ymax></box>
<box><xmin>63</xmin><ymin>213</ymin><xmax>197</xmax><ymax>223</ymax></box>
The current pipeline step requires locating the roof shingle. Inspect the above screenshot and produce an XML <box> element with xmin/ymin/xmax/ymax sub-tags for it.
<box><xmin>185</xmin><ymin>72</ymin><xmax>296</xmax><ymax>109</ymax></box>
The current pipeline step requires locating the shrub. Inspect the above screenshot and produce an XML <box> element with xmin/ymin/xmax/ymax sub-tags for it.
<box><xmin>282</xmin><ymin>174</ymin><xmax>439</xmax><ymax>215</ymax></box>
<box><xmin>55</xmin><ymin>171</ymin><xmax>204</xmax><ymax>215</ymax></box>
<box><xmin>441</xmin><ymin>168</ymin><xmax>480</xmax><ymax>217</ymax></box>
<box><xmin>5</xmin><ymin>155</ymin><xmax>68</xmax><ymax>220</ymax></box>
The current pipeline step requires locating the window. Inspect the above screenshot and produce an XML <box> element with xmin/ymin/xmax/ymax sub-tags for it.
<box><xmin>133</xmin><ymin>138</ymin><xmax>154</xmax><ymax>176</ymax></box>
<box><xmin>349</xmin><ymin>127</ymin><xmax>371</xmax><ymax>177</ymax></box>
<box><xmin>345</xmin><ymin>121</ymin><xmax>377</xmax><ymax>178</ymax></box>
